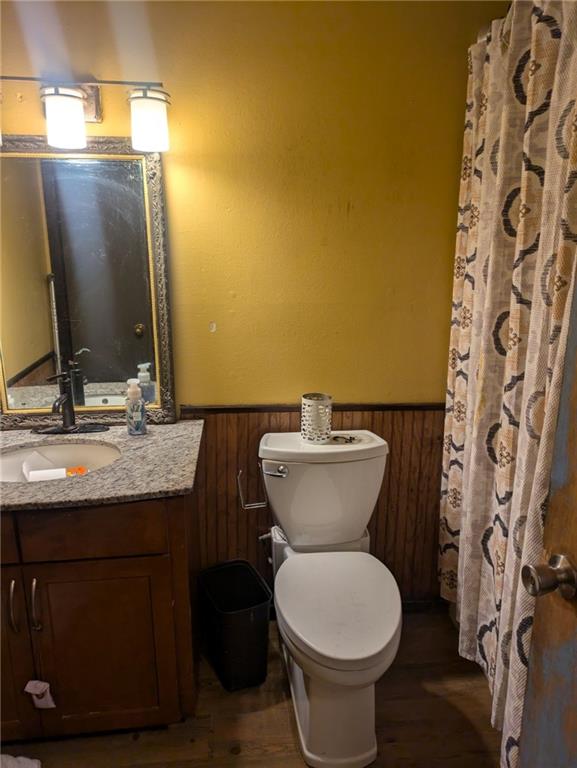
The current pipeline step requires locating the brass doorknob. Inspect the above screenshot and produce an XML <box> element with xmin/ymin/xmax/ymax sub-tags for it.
<box><xmin>134</xmin><ymin>323</ymin><xmax>145</xmax><ymax>338</ymax></box>
<box><xmin>522</xmin><ymin>554</ymin><xmax>577</xmax><ymax>600</ymax></box>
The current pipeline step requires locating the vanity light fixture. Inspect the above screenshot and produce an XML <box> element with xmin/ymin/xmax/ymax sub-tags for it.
<box><xmin>0</xmin><ymin>75</ymin><xmax>171</xmax><ymax>153</ymax></box>
<box><xmin>129</xmin><ymin>87</ymin><xmax>170</xmax><ymax>152</ymax></box>
<box><xmin>40</xmin><ymin>85</ymin><xmax>87</xmax><ymax>149</ymax></box>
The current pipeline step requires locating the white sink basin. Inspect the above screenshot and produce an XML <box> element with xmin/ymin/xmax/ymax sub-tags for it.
<box><xmin>0</xmin><ymin>443</ymin><xmax>121</xmax><ymax>483</ymax></box>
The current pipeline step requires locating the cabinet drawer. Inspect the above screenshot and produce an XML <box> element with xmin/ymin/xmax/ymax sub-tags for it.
<box><xmin>1</xmin><ymin>514</ymin><xmax>19</xmax><ymax>563</ymax></box>
<box><xmin>18</xmin><ymin>501</ymin><xmax>168</xmax><ymax>562</ymax></box>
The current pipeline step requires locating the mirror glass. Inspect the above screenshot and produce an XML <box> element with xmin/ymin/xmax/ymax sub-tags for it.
<box><xmin>1</xmin><ymin>154</ymin><xmax>161</xmax><ymax>412</ymax></box>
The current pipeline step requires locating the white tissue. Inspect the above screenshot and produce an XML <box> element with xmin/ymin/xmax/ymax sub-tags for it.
<box><xmin>26</xmin><ymin>468</ymin><xmax>67</xmax><ymax>482</ymax></box>
<box><xmin>24</xmin><ymin>680</ymin><xmax>56</xmax><ymax>709</ymax></box>
<box><xmin>22</xmin><ymin>452</ymin><xmax>66</xmax><ymax>483</ymax></box>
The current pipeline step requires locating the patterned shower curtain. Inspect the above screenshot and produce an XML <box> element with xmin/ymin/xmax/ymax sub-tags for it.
<box><xmin>439</xmin><ymin>2</ymin><xmax>577</xmax><ymax>767</ymax></box>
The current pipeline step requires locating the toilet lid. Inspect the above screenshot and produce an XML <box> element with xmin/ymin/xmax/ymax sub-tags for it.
<box><xmin>274</xmin><ymin>552</ymin><xmax>401</xmax><ymax>671</ymax></box>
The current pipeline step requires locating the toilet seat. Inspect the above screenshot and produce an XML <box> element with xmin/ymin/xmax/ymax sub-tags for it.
<box><xmin>274</xmin><ymin>551</ymin><xmax>401</xmax><ymax>672</ymax></box>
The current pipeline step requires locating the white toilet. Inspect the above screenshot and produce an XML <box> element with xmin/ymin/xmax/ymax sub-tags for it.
<box><xmin>259</xmin><ymin>430</ymin><xmax>402</xmax><ymax>768</ymax></box>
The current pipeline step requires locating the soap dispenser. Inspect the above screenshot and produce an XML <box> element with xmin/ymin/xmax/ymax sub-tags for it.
<box><xmin>126</xmin><ymin>378</ymin><xmax>147</xmax><ymax>436</ymax></box>
<box><xmin>137</xmin><ymin>362</ymin><xmax>155</xmax><ymax>404</ymax></box>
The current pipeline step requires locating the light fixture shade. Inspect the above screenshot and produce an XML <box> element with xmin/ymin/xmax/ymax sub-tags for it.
<box><xmin>129</xmin><ymin>87</ymin><xmax>170</xmax><ymax>152</ymax></box>
<box><xmin>40</xmin><ymin>86</ymin><xmax>87</xmax><ymax>149</ymax></box>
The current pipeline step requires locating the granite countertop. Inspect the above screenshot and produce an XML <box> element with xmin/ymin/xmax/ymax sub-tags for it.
<box><xmin>0</xmin><ymin>420</ymin><xmax>203</xmax><ymax>511</ymax></box>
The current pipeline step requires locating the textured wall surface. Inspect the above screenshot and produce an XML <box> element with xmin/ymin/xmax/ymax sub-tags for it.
<box><xmin>1</xmin><ymin>1</ymin><xmax>508</xmax><ymax>404</ymax></box>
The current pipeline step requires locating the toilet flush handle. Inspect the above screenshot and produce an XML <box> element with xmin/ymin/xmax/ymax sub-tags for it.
<box><xmin>262</xmin><ymin>464</ymin><xmax>289</xmax><ymax>478</ymax></box>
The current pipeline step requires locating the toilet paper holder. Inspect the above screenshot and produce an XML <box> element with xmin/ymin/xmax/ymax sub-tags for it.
<box><xmin>237</xmin><ymin>463</ymin><xmax>269</xmax><ymax>510</ymax></box>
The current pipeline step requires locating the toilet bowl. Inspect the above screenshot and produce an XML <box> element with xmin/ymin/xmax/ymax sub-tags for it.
<box><xmin>259</xmin><ymin>431</ymin><xmax>402</xmax><ymax>768</ymax></box>
<box><xmin>274</xmin><ymin>550</ymin><xmax>402</xmax><ymax>768</ymax></box>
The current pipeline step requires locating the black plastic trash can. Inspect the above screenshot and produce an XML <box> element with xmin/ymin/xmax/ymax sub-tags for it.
<box><xmin>199</xmin><ymin>559</ymin><xmax>273</xmax><ymax>691</ymax></box>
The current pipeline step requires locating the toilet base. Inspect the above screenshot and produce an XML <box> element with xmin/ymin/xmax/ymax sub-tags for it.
<box><xmin>280</xmin><ymin>640</ymin><xmax>377</xmax><ymax>768</ymax></box>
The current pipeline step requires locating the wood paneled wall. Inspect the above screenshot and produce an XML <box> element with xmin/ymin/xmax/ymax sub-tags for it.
<box><xmin>181</xmin><ymin>404</ymin><xmax>445</xmax><ymax>603</ymax></box>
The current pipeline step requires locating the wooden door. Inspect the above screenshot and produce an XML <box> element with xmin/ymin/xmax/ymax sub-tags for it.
<box><xmin>23</xmin><ymin>556</ymin><xmax>180</xmax><ymax>736</ymax></box>
<box><xmin>1</xmin><ymin>566</ymin><xmax>42</xmax><ymax>740</ymax></box>
<box><xmin>520</xmin><ymin>292</ymin><xmax>577</xmax><ymax>768</ymax></box>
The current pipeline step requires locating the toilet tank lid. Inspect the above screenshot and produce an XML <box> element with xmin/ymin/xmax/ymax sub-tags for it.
<box><xmin>259</xmin><ymin>430</ymin><xmax>388</xmax><ymax>463</ymax></box>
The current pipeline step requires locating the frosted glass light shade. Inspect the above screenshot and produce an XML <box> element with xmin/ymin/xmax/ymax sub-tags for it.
<box><xmin>130</xmin><ymin>88</ymin><xmax>170</xmax><ymax>152</ymax></box>
<box><xmin>40</xmin><ymin>86</ymin><xmax>87</xmax><ymax>149</ymax></box>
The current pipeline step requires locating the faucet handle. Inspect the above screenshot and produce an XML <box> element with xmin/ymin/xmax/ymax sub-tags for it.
<box><xmin>46</xmin><ymin>372</ymin><xmax>71</xmax><ymax>384</ymax></box>
<box><xmin>46</xmin><ymin>372</ymin><xmax>72</xmax><ymax>396</ymax></box>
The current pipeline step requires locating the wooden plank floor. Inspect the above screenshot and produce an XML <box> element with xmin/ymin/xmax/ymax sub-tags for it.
<box><xmin>9</xmin><ymin>610</ymin><xmax>501</xmax><ymax>768</ymax></box>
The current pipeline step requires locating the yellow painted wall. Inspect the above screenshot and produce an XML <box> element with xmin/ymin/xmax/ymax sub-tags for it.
<box><xmin>0</xmin><ymin>158</ymin><xmax>52</xmax><ymax>380</ymax></box>
<box><xmin>0</xmin><ymin>0</ymin><xmax>507</xmax><ymax>404</ymax></box>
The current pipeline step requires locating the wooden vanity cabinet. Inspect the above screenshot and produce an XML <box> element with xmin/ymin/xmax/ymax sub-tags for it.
<box><xmin>1</xmin><ymin>496</ymin><xmax>195</xmax><ymax>741</ymax></box>
<box><xmin>1</xmin><ymin>566</ymin><xmax>41</xmax><ymax>741</ymax></box>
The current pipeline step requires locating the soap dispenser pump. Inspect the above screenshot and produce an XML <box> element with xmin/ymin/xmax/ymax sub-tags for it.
<box><xmin>126</xmin><ymin>378</ymin><xmax>147</xmax><ymax>436</ymax></box>
<box><xmin>137</xmin><ymin>362</ymin><xmax>155</xmax><ymax>404</ymax></box>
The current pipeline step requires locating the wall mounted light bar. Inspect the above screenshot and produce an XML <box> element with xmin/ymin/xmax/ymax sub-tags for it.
<box><xmin>0</xmin><ymin>75</ymin><xmax>171</xmax><ymax>152</ymax></box>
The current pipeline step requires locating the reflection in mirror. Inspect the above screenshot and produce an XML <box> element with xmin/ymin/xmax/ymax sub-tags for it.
<box><xmin>1</xmin><ymin>152</ymin><xmax>162</xmax><ymax>414</ymax></box>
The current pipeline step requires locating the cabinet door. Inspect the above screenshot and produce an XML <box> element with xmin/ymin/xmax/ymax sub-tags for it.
<box><xmin>1</xmin><ymin>566</ymin><xmax>42</xmax><ymax>740</ymax></box>
<box><xmin>24</xmin><ymin>556</ymin><xmax>180</xmax><ymax>736</ymax></box>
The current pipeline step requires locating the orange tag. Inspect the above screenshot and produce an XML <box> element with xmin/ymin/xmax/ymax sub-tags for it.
<box><xmin>66</xmin><ymin>466</ymin><xmax>88</xmax><ymax>477</ymax></box>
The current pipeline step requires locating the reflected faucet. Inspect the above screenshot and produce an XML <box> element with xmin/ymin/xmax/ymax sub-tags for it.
<box><xmin>70</xmin><ymin>348</ymin><xmax>91</xmax><ymax>405</ymax></box>
<box><xmin>68</xmin><ymin>360</ymin><xmax>87</xmax><ymax>406</ymax></box>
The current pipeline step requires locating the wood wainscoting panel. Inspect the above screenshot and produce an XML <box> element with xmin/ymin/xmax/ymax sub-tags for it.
<box><xmin>181</xmin><ymin>404</ymin><xmax>445</xmax><ymax>603</ymax></box>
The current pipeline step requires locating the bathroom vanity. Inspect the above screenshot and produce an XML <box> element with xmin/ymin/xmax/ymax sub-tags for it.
<box><xmin>0</xmin><ymin>133</ymin><xmax>202</xmax><ymax>742</ymax></box>
<box><xmin>0</xmin><ymin>421</ymin><xmax>203</xmax><ymax>741</ymax></box>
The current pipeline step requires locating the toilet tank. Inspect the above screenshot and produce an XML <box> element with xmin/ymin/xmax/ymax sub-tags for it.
<box><xmin>258</xmin><ymin>430</ymin><xmax>388</xmax><ymax>549</ymax></box>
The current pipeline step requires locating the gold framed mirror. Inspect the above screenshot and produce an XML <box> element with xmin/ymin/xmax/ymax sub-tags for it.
<box><xmin>0</xmin><ymin>136</ymin><xmax>176</xmax><ymax>428</ymax></box>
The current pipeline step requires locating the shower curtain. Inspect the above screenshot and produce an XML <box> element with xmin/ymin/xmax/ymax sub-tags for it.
<box><xmin>438</xmin><ymin>2</ymin><xmax>577</xmax><ymax>767</ymax></box>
